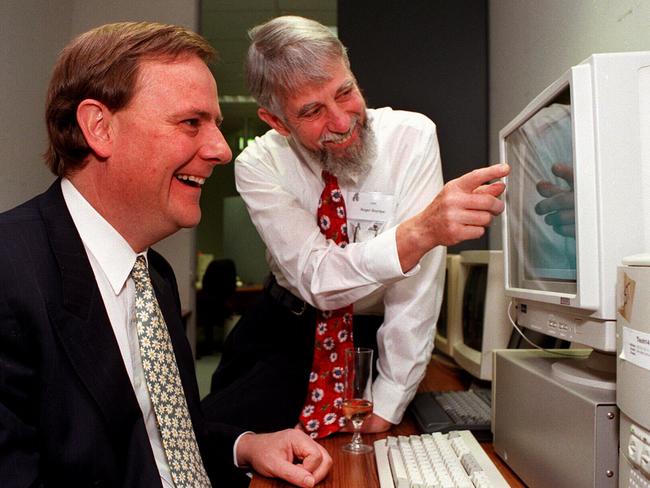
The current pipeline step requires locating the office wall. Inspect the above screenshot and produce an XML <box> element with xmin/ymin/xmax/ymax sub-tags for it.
<box><xmin>488</xmin><ymin>0</ymin><xmax>650</xmax><ymax>248</ymax></box>
<box><xmin>0</xmin><ymin>0</ymin><xmax>200</xmax><ymax>348</ymax></box>
<box><xmin>338</xmin><ymin>0</ymin><xmax>489</xmax><ymax>252</ymax></box>
<box><xmin>0</xmin><ymin>1</ymin><xmax>71</xmax><ymax>211</ymax></box>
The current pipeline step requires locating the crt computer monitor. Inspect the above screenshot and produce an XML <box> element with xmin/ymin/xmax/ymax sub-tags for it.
<box><xmin>433</xmin><ymin>254</ymin><xmax>462</xmax><ymax>358</ymax></box>
<box><xmin>501</xmin><ymin>51</ymin><xmax>650</xmax><ymax>386</ymax></box>
<box><xmin>451</xmin><ymin>250</ymin><xmax>511</xmax><ymax>381</ymax></box>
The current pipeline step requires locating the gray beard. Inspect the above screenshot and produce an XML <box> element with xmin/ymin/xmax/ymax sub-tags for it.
<box><xmin>303</xmin><ymin>118</ymin><xmax>376</xmax><ymax>183</ymax></box>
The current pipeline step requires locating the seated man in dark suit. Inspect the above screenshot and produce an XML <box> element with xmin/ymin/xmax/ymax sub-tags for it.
<box><xmin>0</xmin><ymin>21</ymin><xmax>330</xmax><ymax>488</ymax></box>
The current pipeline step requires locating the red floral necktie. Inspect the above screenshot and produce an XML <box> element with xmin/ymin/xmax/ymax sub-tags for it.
<box><xmin>300</xmin><ymin>171</ymin><xmax>354</xmax><ymax>439</ymax></box>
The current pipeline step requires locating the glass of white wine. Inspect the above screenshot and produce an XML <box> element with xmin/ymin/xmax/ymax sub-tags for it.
<box><xmin>342</xmin><ymin>347</ymin><xmax>374</xmax><ymax>454</ymax></box>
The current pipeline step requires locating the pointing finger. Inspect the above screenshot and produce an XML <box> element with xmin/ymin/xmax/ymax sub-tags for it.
<box><xmin>455</xmin><ymin>164</ymin><xmax>510</xmax><ymax>193</ymax></box>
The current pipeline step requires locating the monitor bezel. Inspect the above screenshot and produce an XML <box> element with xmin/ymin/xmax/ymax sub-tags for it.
<box><xmin>500</xmin><ymin>63</ymin><xmax>600</xmax><ymax>312</ymax></box>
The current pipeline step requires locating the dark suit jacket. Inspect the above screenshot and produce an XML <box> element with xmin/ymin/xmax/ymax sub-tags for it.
<box><xmin>0</xmin><ymin>181</ymin><xmax>244</xmax><ymax>487</ymax></box>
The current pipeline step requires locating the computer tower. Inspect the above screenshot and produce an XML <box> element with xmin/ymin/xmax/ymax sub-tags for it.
<box><xmin>492</xmin><ymin>349</ymin><xmax>618</xmax><ymax>487</ymax></box>
<box><xmin>617</xmin><ymin>255</ymin><xmax>650</xmax><ymax>487</ymax></box>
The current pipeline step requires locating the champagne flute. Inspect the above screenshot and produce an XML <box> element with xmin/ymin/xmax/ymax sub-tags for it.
<box><xmin>342</xmin><ymin>347</ymin><xmax>374</xmax><ymax>454</ymax></box>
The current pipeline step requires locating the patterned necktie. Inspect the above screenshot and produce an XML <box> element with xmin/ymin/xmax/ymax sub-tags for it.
<box><xmin>300</xmin><ymin>171</ymin><xmax>355</xmax><ymax>439</ymax></box>
<box><xmin>131</xmin><ymin>256</ymin><xmax>211</xmax><ymax>488</ymax></box>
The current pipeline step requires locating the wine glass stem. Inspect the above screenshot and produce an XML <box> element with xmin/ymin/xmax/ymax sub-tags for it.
<box><xmin>351</xmin><ymin>419</ymin><xmax>363</xmax><ymax>447</ymax></box>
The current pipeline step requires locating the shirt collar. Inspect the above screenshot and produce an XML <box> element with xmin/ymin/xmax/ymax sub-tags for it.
<box><xmin>287</xmin><ymin>136</ymin><xmax>324</xmax><ymax>179</ymax></box>
<box><xmin>61</xmin><ymin>178</ymin><xmax>144</xmax><ymax>295</ymax></box>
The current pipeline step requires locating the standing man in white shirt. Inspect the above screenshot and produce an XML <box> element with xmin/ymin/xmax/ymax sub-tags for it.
<box><xmin>0</xmin><ymin>21</ymin><xmax>330</xmax><ymax>488</ymax></box>
<box><xmin>204</xmin><ymin>16</ymin><xmax>508</xmax><ymax>438</ymax></box>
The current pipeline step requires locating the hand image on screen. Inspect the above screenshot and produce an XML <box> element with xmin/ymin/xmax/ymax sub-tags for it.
<box><xmin>534</xmin><ymin>163</ymin><xmax>575</xmax><ymax>238</ymax></box>
<box><xmin>505</xmin><ymin>102</ymin><xmax>577</xmax><ymax>283</ymax></box>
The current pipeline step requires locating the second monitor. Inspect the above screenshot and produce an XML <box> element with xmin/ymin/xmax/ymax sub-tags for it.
<box><xmin>451</xmin><ymin>250</ymin><xmax>511</xmax><ymax>381</ymax></box>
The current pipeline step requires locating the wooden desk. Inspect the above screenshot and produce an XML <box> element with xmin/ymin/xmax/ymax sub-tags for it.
<box><xmin>250</xmin><ymin>356</ymin><xmax>526</xmax><ymax>487</ymax></box>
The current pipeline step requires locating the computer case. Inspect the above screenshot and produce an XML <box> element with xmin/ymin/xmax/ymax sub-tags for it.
<box><xmin>492</xmin><ymin>349</ymin><xmax>618</xmax><ymax>487</ymax></box>
<box><xmin>617</xmin><ymin>255</ymin><xmax>650</xmax><ymax>487</ymax></box>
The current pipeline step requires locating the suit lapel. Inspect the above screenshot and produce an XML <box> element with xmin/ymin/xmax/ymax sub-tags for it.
<box><xmin>39</xmin><ymin>182</ymin><xmax>143</xmax><ymax>434</ymax></box>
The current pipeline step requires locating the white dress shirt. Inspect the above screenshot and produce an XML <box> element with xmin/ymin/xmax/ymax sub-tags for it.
<box><xmin>61</xmin><ymin>178</ymin><xmax>174</xmax><ymax>487</ymax></box>
<box><xmin>235</xmin><ymin>107</ymin><xmax>447</xmax><ymax>424</ymax></box>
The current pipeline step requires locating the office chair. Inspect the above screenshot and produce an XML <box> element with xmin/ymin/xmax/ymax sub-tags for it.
<box><xmin>196</xmin><ymin>258</ymin><xmax>237</xmax><ymax>357</ymax></box>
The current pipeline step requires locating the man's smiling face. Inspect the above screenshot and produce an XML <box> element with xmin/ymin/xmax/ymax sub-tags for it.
<box><xmin>107</xmin><ymin>55</ymin><xmax>232</xmax><ymax>238</ymax></box>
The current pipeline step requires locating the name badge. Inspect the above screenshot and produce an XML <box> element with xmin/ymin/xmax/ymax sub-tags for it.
<box><xmin>346</xmin><ymin>191</ymin><xmax>395</xmax><ymax>221</ymax></box>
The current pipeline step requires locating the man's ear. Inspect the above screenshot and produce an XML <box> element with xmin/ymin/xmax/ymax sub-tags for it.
<box><xmin>257</xmin><ymin>108</ymin><xmax>291</xmax><ymax>136</ymax></box>
<box><xmin>76</xmin><ymin>99</ymin><xmax>113</xmax><ymax>159</ymax></box>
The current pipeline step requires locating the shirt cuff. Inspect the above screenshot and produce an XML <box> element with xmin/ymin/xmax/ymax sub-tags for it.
<box><xmin>233</xmin><ymin>431</ymin><xmax>254</xmax><ymax>467</ymax></box>
<box><xmin>363</xmin><ymin>227</ymin><xmax>420</xmax><ymax>281</ymax></box>
<box><xmin>371</xmin><ymin>375</ymin><xmax>418</xmax><ymax>425</ymax></box>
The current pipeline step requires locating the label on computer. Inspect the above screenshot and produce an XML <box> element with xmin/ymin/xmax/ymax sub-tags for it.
<box><xmin>620</xmin><ymin>326</ymin><xmax>650</xmax><ymax>371</ymax></box>
<box><xmin>618</xmin><ymin>272</ymin><xmax>636</xmax><ymax>323</ymax></box>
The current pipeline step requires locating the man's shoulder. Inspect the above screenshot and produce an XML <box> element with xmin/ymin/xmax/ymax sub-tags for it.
<box><xmin>0</xmin><ymin>193</ymin><xmax>46</xmax><ymax>228</ymax></box>
<box><xmin>0</xmin><ymin>193</ymin><xmax>53</xmax><ymax>275</ymax></box>
<box><xmin>0</xmin><ymin>180</ymin><xmax>62</xmax><ymax>226</ymax></box>
<box><xmin>238</xmin><ymin>129</ymin><xmax>289</xmax><ymax>160</ymax></box>
<box><xmin>370</xmin><ymin>107</ymin><xmax>435</xmax><ymax>126</ymax></box>
<box><xmin>235</xmin><ymin>129</ymin><xmax>299</xmax><ymax>177</ymax></box>
<box><xmin>369</xmin><ymin>107</ymin><xmax>436</xmax><ymax>135</ymax></box>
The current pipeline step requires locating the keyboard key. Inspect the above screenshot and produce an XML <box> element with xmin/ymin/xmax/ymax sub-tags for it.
<box><xmin>387</xmin><ymin>446</ymin><xmax>409</xmax><ymax>488</ymax></box>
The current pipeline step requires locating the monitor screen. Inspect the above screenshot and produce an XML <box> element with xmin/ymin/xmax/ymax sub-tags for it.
<box><xmin>504</xmin><ymin>89</ymin><xmax>576</xmax><ymax>296</ymax></box>
<box><xmin>461</xmin><ymin>264</ymin><xmax>488</xmax><ymax>352</ymax></box>
<box><xmin>437</xmin><ymin>270</ymin><xmax>450</xmax><ymax>339</ymax></box>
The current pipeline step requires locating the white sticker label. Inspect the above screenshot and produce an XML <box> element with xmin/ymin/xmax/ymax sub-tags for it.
<box><xmin>346</xmin><ymin>192</ymin><xmax>395</xmax><ymax>222</ymax></box>
<box><xmin>620</xmin><ymin>326</ymin><xmax>650</xmax><ymax>371</ymax></box>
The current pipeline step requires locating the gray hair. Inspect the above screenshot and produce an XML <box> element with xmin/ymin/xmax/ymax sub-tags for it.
<box><xmin>245</xmin><ymin>16</ymin><xmax>350</xmax><ymax>117</ymax></box>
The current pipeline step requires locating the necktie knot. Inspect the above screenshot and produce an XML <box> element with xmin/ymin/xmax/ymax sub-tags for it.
<box><xmin>317</xmin><ymin>171</ymin><xmax>348</xmax><ymax>245</ymax></box>
<box><xmin>322</xmin><ymin>170</ymin><xmax>337</xmax><ymax>185</ymax></box>
<box><xmin>131</xmin><ymin>255</ymin><xmax>148</xmax><ymax>284</ymax></box>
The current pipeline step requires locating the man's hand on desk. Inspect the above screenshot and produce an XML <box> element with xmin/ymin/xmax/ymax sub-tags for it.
<box><xmin>236</xmin><ymin>429</ymin><xmax>332</xmax><ymax>487</ymax></box>
<box><xmin>340</xmin><ymin>413</ymin><xmax>392</xmax><ymax>433</ymax></box>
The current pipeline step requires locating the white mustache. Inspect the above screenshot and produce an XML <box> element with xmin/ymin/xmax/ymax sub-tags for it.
<box><xmin>320</xmin><ymin>117</ymin><xmax>358</xmax><ymax>144</ymax></box>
